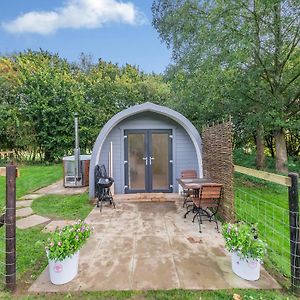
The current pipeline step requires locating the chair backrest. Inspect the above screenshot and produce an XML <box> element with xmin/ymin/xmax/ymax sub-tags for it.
<box><xmin>193</xmin><ymin>184</ymin><xmax>223</xmax><ymax>208</ymax></box>
<box><xmin>181</xmin><ymin>169</ymin><xmax>197</xmax><ymax>179</ymax></box>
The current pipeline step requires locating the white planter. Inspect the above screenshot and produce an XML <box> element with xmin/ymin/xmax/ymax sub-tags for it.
<box><xmin>231</xmin><ymin>251</ymin><xmax>260</xmax><ymax>281</ymax></box>
<box><xmin>48</xmin><ymin>251</ymin><xmax>79</xmax><ymax>285</ymax></box>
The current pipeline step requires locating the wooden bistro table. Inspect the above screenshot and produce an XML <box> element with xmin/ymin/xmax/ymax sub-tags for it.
<box><xmin>176</xmin><ymin>177</ymin><xmax>222</xmax><ymax>218</ymax></box>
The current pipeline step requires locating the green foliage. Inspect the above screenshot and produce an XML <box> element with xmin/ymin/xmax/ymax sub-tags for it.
<box><xmin>44</xmin><ymin>220</ymin><xmax>93</xmax><ymax>261</ymax></box>
<box><xmin>222</xmin><ymin>222</ymin><xmax>267</xmax><ymax>261</ymax></box>
<box><xmin>0</xmin><ymin>51</ymin><xmax>171</xmax><ymax>161</ymax></box>
<box><xmin>152</xmin><ymin>0</ymin><xmax>300</xmax><ymax>166</ymax></box>
<box><xmin>234</xmin><ymin>148</ymin><xmax>300</xmax><ymax>173</ymax></box>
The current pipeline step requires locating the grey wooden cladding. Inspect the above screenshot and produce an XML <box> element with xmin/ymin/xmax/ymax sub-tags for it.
<box><xmin>89</xmin><ymin>102</ymin><xmax>203</xmax><ymax>198</ymax></box>
<box><xmin>99</xmin><ymin>112</ymin><xmax>200</xmax><ymax>193</ymax></box>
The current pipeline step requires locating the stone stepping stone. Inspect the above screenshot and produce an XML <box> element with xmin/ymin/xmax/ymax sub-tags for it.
<box><xmin>17</xmin><ymin>215</ymin><xmax>50</xmax><ymax>229</ymax></box>
<box><xmin>36</xmin><ymin>180</ymin><xmax>87</xmax><ymax>195</ymax></box>
<box><xmin>16</xmin><ymin>207</ymin><xmax>33</xmax><ymax>218</ymax></box>
<box><xmin>43</xmin><ymin>220</ymin><xmax>76</xmax><ymax>233</ymax></box>
<box><xmin>16</xmin><ymin>200</ymin><xmax>33</xmax><ymax>208</ymax></box>
<box><xmin>19</xmin><ymin>194</ymin><xmax>44</xmax><ymax>200</ymax></box>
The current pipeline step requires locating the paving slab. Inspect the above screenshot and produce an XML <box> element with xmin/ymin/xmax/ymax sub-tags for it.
<box><xmin>132</xmin><ymin>255</ymin><xmax>179</xmax><ymax>290</ymax></box>
<box><xmin>42</xmin><ymin>220</ymin><xmax>76</xmax><ymax>233</ymax></box>
<box><xmin>16</xmin><ymin>207</ymin><xmax>33</xmax><ymax>218</ymax></box>
<box><xmin>29</xmin><ymin>201</ymin><xmax>281</xmax><ymax>293</ymax></box>
<box><xmin>36</xmin><ymin>180</ymin><xmax>87</xmax><ymax>195</ymax></box>
<box><xmin>16</xmin><ymin>200</ymin><xmax>33</xmax><ymax>208</ymax></box>
<box><xmin>17</xmin><ymin>214</ymin><xmax>50</xmax><ymax>229</ymax></box>
<box><xmin>19</xmin><ymin>194</ymin><xmax>44</xmax><ymax>200</ymax></box>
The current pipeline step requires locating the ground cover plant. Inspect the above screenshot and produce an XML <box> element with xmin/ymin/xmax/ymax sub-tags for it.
<box><xmin>0</xmin><ymin>164</ymin><xmax>62</xmax><ymax>207</ymax></box>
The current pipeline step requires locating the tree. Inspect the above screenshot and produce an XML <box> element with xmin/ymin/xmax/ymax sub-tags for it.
<box><xmin>152</xmin><ymin>0</ymin><xmax>300</xmax><ymax>173</ymax></box>
<box><xmin>0</xmin><ymin>50</ymin><xmax>171</xmax><ymax>161</ymax></box>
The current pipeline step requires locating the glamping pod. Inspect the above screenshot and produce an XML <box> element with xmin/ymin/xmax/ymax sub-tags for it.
<box><xmin>89</xmin><ymin>102</ymin><xmax>203</xmax><ymax>198</ymax></box>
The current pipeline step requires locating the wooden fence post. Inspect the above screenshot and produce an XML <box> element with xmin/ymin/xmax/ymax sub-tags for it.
<box><xmin>5</xmin><ymin>165</ymin><xmax>16</xmax><ymax>292</ymax></box>
<box><xmin>288</xmin><ymin>172</ymin><xmax>300</xmax><ymax>295</ymax></box>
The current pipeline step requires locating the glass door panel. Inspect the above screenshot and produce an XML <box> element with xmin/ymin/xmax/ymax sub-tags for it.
<box><xmin>124</xmin><ymin>129</ymin><xmax>172</xmax><ymax>193</ymax></box>
<box><xmin>128</xmin><ymin>133</ymin><xmax>146</xmax><ymax>190</ymax></box>
<box><xmin>151</xmin><ymin>133</ymin><xmax>169</xmax><ymax>190</ymax></box>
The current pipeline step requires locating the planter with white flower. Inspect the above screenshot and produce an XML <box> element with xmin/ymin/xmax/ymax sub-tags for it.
<box><xmin>45</xmin><ymin>220</ymin><xmax>93</xmax><ymax>285</ymax></box>
<box><xmin>222</xmin><ymin>222</ymin><xmax>267</xmax><ymax>281</ymax></box>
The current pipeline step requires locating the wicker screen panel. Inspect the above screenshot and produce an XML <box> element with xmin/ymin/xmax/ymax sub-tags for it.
<box><xmin>202</xmin><ymin>121</ymin><xmax>235</xmax><ymax>222</ymax></box>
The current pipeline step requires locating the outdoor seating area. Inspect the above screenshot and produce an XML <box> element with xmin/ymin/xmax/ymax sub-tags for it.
<box><xmin>177</xmin><ymin>170</ymin><xmax>223</xmax><ymax>233</ymax></box>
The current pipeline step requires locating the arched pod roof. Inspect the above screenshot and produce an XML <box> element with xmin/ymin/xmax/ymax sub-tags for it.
<box><xmin>89</xmin><ymin>102</ymin><xmax>202</xmax><ymax>198</ymax></box>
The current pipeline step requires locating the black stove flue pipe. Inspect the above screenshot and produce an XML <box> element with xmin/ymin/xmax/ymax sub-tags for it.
<box><xmin>74</xmin><ymin>112</ymin><xmax>81</xmax><ymax>185</ymax></box>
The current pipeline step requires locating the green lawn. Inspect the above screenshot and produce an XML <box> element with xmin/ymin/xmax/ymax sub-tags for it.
<box><xmin>31</xmin><ymin>193</ymin><xmax>93</xmax><ymax>220</ymax></box>
<box><xmin>0</xmin><ymin>164</ymin><xmax>62</xmax><ymax>207</ymax></box>
<box><xmin>0</xmin><ymin>226</ymin><xmax>49</xmax><ymax>290</ymax></box>
<box><xmin>0</xmin><ymin>289</ymin><xmax>298</xmax><ymax>300</ymax></box>
<box><xmin>234</xmin><ymin>173</ymin><xmax>291</xmax><ymax>285</ymax></box>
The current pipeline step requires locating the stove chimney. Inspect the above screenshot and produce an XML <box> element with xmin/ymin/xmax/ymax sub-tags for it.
<box><xmin>74</xmin><ymin>112</ymin><xmax>81</xmax><ymax>185</ymax></box>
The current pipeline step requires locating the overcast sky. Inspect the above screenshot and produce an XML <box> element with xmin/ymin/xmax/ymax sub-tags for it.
<box><xmin>0</xmin><ymin>0</ymin><xmax>171</xmax><ymax>74</ymax></box>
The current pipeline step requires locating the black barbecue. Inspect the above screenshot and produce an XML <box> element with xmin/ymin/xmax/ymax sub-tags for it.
<box><xmin>95</xmin><ymin>165</ymin><xmax>115</xmax><ymax>212</ymax></box>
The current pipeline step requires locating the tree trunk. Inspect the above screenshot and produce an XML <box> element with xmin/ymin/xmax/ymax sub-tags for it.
<box><xmin>274</xmin><ymin>129</ymin><xmax>288</xmax><ymax>173</ymax></box>
<box><xmin>255</xmin><ymin>126</ymin><xmax>265</xmax><ymax>169</ymax></box>
<box><xmin>265</xmin><ymin>135</ymin><xmax>275</xmax><ymax>158</ymax></box>
<box><xmin>44</xmin><ymin>150</ymin><xmax>53</xmax><ymax>162</ymax></box>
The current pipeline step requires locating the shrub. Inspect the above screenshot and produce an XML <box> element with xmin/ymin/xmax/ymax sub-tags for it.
<box><xmin>45</xmin><ymin>220</ymin><xmax>93</xmax><ymax>261</ymax></box>
<box><xmin>222</xmin><ymin>222</ymin><xmax>267</xmax><ymax>261</ymax></box>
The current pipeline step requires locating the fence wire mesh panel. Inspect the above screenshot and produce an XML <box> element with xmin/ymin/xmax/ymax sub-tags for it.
<box><xmin>0</xmin><ymin>208</ymin><xmax>6</xmax><ymax>289</ymax></box>
<box><xmin>0</xmin><ymin>165</ymin><xmax>17</xmax><ymax>292</ymax></box>
<box><xmin>235</xmin><ymin>187</ymin><xmax>291</xmax><ymax>285</ymax></box>
<box><xmin>289</xmin><ymin>210</ymin><xmax>300</xmax><ymax>291</ymax></box>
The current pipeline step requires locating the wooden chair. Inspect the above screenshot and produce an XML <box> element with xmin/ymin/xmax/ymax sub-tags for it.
<box><xmin>180</xmin><ymin>169</ymin><xmax>197</xmax><ymax>207</ymax></box>
<box><xmin>191</xmin><ymin>184</ymin><xmax>223</xmax><ymax>233</ymax></box>
<box><xmin>181</xmin><ymin>169</ymin><xmax>197</xmax><ymax>179</ymax></box>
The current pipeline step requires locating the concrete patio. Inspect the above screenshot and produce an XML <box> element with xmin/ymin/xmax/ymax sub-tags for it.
<box><xmin>29</xmin><ymin>199</ymin><xmax>280</xmax><ymax>292</ymax></box>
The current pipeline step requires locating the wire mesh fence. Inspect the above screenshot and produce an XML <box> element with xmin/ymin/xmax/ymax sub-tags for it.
<box><xmin>0</xmin><ymin>207</ymin><xmax>15</xmax><ymax>291</ymax></box>
<box><xmin>235</xmin><ymin>176</ymin><xmax>300</xmax><ymax>293</ymax></box>
<box><xmin>235</xmin><ymin>188</ymin><xmax>290</xmax><ymax>280</ymax></box>
<box><xmin>0</xmin><ymin>207</ymin><xmax>6</xmax><ymax>289</ymax></box>
<box><xmin>0</xmin><ymin>165</ymin><xmax>17</xmax><ymax>292</ymax></box>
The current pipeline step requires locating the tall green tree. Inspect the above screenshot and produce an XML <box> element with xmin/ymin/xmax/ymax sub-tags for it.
<box><xmin>0</xmin><ymin>51</ymin><xmax>171</xmax><ymax>161</ymax></box>
<box><xmin>152</xmin><ymin>0</ymin><xmax>300</xmax><ymax>173</ymax></box>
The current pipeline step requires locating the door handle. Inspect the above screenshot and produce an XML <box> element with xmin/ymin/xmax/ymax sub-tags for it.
<box><xmin>142</xmin><ymin>157</ymin><xmax>148</xmax><ymax>165</ymax></box>
<box><xmin>150</xmin><ymin>157</ymin><xmax>155</xmax><ymax>165</ymax></box>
